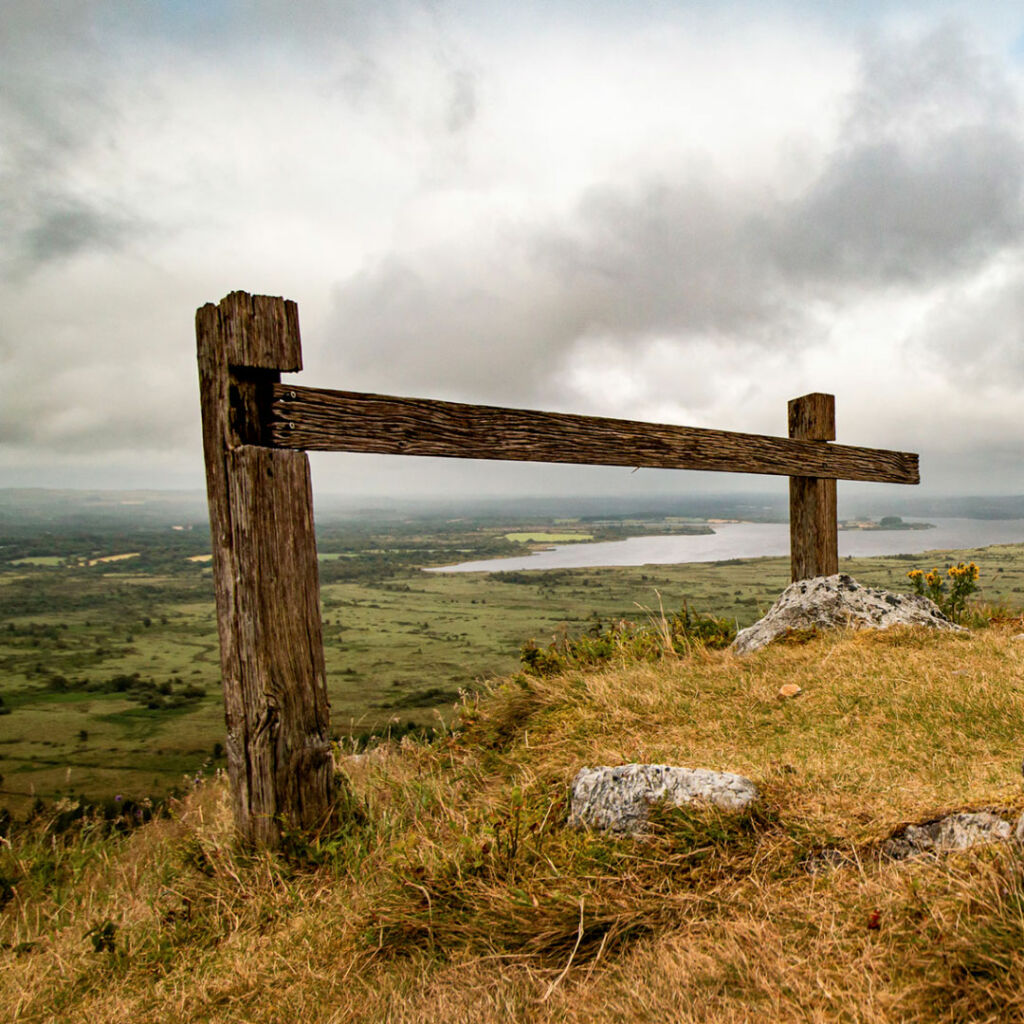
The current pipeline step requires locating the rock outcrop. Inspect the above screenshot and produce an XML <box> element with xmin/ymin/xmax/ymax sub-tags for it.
<box><xmin>733</xmin><ymin>573</ymin><xmax>962</xmax><ymax>655</ymax></box>
<box><xmin>568</xmin><ymin>763</ymin><xmax>759</xmax><ymax>835</ymax></box>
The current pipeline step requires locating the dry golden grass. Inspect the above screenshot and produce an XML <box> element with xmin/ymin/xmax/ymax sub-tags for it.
<box><xmin>4</xmin><ymin>623</ymin><xmax>1024</xmax><ymax>1022</ymax></box>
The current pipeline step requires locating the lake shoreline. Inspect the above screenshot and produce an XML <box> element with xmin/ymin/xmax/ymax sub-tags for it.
<box><xmin>428</xmin><ymin>518</ymin><xmax>1024</xmax><ymax>574</ymax></box>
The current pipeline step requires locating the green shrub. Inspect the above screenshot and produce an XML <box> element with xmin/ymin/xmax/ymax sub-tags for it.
<box><xmin>520</xmin><ymin>601</ymin><xmax>735</xmax><ymax>677</ymax></box>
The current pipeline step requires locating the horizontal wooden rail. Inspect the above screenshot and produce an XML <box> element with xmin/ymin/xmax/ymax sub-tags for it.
<box><xmin>267</xmin><ymin>384</ymin><xmax>919</xmax><ymax>485</ymax></box>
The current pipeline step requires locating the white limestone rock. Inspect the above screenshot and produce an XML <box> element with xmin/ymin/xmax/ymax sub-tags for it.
<box><xmin>1014</xmin><ymin>811</ymin><xmax>1024</xmax><ymax>845</ymax></box>
<box><xmin>882</xmin><ymin>812</ymin><xmax>1012</xmax><ymax>860</ymax></box>
<box><xmin>808</xmin><ymin>811</ymin><xmax>1015</xmax><ymax>873</ymax></box>
<box><xmin>732</xmin><ymin>573</ymin><xmax>963</xmax><ymax>655</ymax></box>
<box><xmin>568</xmin><ymin>763</ymin><xmax>759</xmax><ymax>835</ymax></box>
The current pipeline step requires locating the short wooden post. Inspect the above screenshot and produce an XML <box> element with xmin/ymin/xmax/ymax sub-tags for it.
<box><xmin>788</xmin><ymin>393</ymin><xmax>839</xmax><ymax>582</ymax></box>
<box><xmin>196</xmin><ymin>291</ymin><xmax>336</xmax><ymax>848</ymax></box>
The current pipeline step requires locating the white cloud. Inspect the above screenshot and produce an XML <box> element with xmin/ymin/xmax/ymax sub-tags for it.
<box><xmin>1</xmin><ymin>2</ymin><xmax>1023</xmax><ymax>498</ymax></box>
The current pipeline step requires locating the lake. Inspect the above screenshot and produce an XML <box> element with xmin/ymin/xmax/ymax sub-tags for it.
<box><xmin>429</xmin><ymin>518</ymin><xmax>1024</xmax><ymax>573</ymax></box>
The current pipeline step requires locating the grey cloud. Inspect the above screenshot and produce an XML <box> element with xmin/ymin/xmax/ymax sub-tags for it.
<box><xmin>242</xmin><ymin>0</ymin><xmax>417</xmax><ymax>41</ymax></box>
<box><xmin>322</xmin><ymin>249</ymin><xmax>566</xmax><ymax>404</ymax></box>
<box><xmin>0</xmin><ymin>407</ymin><xmax>34</xmax><ymax>446</ymax></box>
<box><xmin>1</xmin><ymin>0</ymin><xmax>465</xmax><ymax>277</ymax></box>
<box><xmin>3</xmin><ymin>0</ymin><xmax>408</xmax><ymax>55</ymax></box>
<box><xmin>446</xmin><ymin>68</ymin><xmax>477</xmax><ymax>133</ymax></box>
<box><xmin>325</xmin><ymin>23</ymin><xmax>1024</xmax><ymax>406</ymax></box>
<box><xmin>917</xmin><ymin>270</ymin><xmax>1024</xmax><ymax>385</ymax></box>
<box><xmin>0</xmin><ymin>367</ymin><xmax>197</xmax><ymax>454</ymax></box>
<box><xmin>848</xmin><ymin>22</ymin><xmax>1018</xmax><ymax>141</ymax></box>
<box><xmin>337</xmin><ymin>55</ymin><xmax>388</xmax><ymax>104</ymax></box>
<box><xmin>332</xmin><ymin>50</ymin><xmax>477</xmax><ymax>136</ymax></box>
<box><xmin>773</xmin><ymin>24</ymin><xmax>1024</xmax><ymax>287</ymax></box>
<box><xmin>0</xmin><ymin>15</ymin><xmax>144</xmax><ymax>275</ymax></box>
<box><xmin>0</xmin><ymin>330</ymin><xmax>31</xmax><ymax>445</ymax></box>
<box><xmin>22</xmin><ymin>198</ymin><xmax>137</xmax><ymax>265</ymax></box>
<box><xmin>323</xmin><ymin>179</ymin><xmax>790</xmax><ymax>405</ymax></box>
<box><xmin>2</xmin><ymin>1</ymin><xmax>107</xmax><ymax>50</ymax></box>
<box><xmin>4</xmin><ymin>5</ymin><xmax>1022</xmax><ymax>492</ymax></box>
<box><xmin>0</xmin><ymin>151</ymin><xmax>144</xmax><ymax>277</ymax></box>
<box><xmin>774</xmin><ymin>126</ymin><xmax>1024</xmax><ymax>286</ymax></box>
<box><xmin>534</xmin><ymin>181</ymin><xmax>787</xmax><ymax>336</ymax></box>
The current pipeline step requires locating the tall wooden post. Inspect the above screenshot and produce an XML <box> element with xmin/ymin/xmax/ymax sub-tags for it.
<box><xmin>788</xmin><ymin>393</ymin><xmax>839</xmax><ymax>582</ymax></box>
<box><xmin>196</xmin><ymin>291</ymin><xmax>336</xmax><ymax>848</ymax></box>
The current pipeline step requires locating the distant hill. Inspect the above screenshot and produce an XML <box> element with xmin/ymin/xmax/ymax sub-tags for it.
<box><xmin>3</xmin><ymin>487</ymin><xmax>1024</xmax><ymax>533</ymax></box>
<box><xmin>0</xmin><ymin>489</ymin><xmax>209</xmax><ymax>529</ymax></box>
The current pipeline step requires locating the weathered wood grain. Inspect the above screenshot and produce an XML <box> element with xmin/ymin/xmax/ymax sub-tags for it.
<box><xmin>788</xmin><ymin>392</ymin><xmax>836</xmax><ymax>443</ymax></box>
<box><xmin>268</xmin><ymin>384</ymin><xmax>920</xmax><ymax>485</ymax></box>
<box><xmin>219</xmin><ymin>290</ymin><xmax>302</xmax><ymax>371</ymax></box>
<box><xmin>788</xmin><ymin>393</ymin><xmax>839</xmax><ymax>582</ymax></box>
<box><xmin>196</xmin><ymin>292</ymin><xmax>335</xmax><ymax>848</ymax></box>
<box><xmin>226</xmin><ymin>445</ymin><xmax>334</xmax><ymax>844</ymax></box>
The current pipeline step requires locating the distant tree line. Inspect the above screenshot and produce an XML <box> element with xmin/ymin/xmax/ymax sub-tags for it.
<box><xmin>44</xmin><ymin>671</ymin><xmax>206</xmax><ymax>710</ymax></box>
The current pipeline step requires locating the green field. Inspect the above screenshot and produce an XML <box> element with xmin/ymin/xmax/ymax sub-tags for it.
<box><xmin>2</xmin><ymin>513</ymin><xmax>1024</xmax><ymax>812</ymax></box>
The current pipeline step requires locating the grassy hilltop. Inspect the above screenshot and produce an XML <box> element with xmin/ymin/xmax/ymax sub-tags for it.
<box><xmin>4</xmin><ymin>614</ymin><xmax>1024</xmax><ymax>1022</ymax></box>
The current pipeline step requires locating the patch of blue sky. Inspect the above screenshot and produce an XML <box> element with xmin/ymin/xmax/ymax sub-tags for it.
<box><xmin>160</xmin><ymin>0</ymin><xmax>233</xmax><ymax>30</ymax></box>
<box><xmin>1010</xmin><ymin>28</ymin><xmax>1024</xmax><ymax>61</ymax></box>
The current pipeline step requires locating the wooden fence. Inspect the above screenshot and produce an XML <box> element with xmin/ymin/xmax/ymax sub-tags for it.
<box><xmin>197</xmin><ymin>290</ymin><xmax>920</xmax><ymax>846</ymax></box>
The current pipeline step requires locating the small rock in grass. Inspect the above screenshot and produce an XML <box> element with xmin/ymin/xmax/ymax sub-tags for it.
<box><xmin>810</xmin><ymin>811</ymin><xmax>1019</xmax><ymax>873</ymax></box>
<box><xmin>777</xmin><ymin>683</ymin><xmax>802</xmax><ymax>699</ymax></box>
<box><xmin>569</xmin><ymin>763</ymin><xmax>759</xmax><ymax>835</ymax></box>
<box><xmin>804</xmin><ymin>847</ymin><xmax>855</xmax><ymax>874</ymax></box>
<box><xmin>882</xmin><ymin>811</ymin><xmax>1012</xmax><ymax>860</ymax></box>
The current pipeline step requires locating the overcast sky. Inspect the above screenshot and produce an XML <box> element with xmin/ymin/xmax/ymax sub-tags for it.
<box><xmin>3</xmin><ymin>0</ymin><xmax>1024</xmax><ymax>503</ymax></box>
